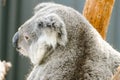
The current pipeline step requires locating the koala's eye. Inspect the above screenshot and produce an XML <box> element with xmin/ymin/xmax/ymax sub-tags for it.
<box><xmin>38</xmin><ymin>22</ymin><xmax>43</xmax><ymax>28</ymax></box>
<box><xmin>24</xmin><ymin>35</ymin><xmax>29</xmax><ymax>41</ymax></box>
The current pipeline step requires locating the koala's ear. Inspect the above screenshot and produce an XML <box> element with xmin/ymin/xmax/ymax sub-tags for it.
<box><xmin>34</xmin><ymin>2</ymin><xmax>55</xmax><ymax>14</ymax></box>
<box><xmin>46</xmin><ymin>13</ymin><xmax>68</xmax><ymax>46</ymax></box>
<box><xmin>57</xmin><ymin>23</ymin><xmax>68</xmax><ymax>46</ymax></box>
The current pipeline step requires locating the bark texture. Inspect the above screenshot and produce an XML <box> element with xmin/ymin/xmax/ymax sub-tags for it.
<box><xmin>83</xmin><ymin>0</ymin><xmax>115</xmax><ymax>39</ymax></box>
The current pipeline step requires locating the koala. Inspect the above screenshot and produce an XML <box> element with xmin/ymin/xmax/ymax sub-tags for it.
<box><xmin>12</xmin><ymin>2</ymin><xmax>120</xmax><ymax>80</ymax></box>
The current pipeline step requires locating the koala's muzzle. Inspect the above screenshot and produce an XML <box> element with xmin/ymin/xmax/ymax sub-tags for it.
<box><xmin>12</xmin><ymin>32</ymin><xmax>19</xmax><ymax>49</ymax></box>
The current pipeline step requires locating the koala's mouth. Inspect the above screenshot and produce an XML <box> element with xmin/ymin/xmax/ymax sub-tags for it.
<box><xmin>16</xmin><ymin>46</ymin><xmax>21</xmax><ymax>51</ymax></box>
<box><xmin>16</xmin><ymin>47</ymin><xmax>28</xmax><ymax>56</ymax></box>
<box><xmin>16</xmin><ymin>47</ymin><xmax>23</xmax><ymax>53</ymax></box>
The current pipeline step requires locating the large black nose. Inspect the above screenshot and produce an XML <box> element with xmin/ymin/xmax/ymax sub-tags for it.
<box><xmin>12</xmin><ymin>32</ymin><xmax>19</xmax><ymax>48</ymax></box>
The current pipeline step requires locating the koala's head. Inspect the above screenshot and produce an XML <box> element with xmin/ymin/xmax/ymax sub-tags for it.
<box><xmin>12</xmin><ymin>13</ymin><xmax>67</xmax><ymax>65</ymax></box>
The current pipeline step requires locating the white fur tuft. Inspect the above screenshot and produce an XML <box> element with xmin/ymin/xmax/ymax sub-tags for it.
<box><xmin>28</xmin><ymin>30</ymin><xmax>58</xmax><ymax>65</ymax></box>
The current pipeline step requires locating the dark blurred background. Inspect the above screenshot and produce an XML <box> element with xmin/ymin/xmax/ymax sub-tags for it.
<box><xmin>0</xmin><ymin>0</ymin><xmax>120</xmax><ymax>80</ymax></box>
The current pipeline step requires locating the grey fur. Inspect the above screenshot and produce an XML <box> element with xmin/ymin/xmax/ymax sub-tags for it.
<box><xmin>12</xmin><ymin>3</ymin><xmax>120</xmax><ymax>80</ymax></box>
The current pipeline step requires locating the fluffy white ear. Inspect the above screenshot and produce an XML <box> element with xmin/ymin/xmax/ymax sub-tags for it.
<box><xmin>57</xmin><ymin>23</ymin><xmax>68</xmax><ymax>46</ymax></box>
<box><xmin>55</xmin><ymin>16</ymin><xmax>68</xmax><ymax>46</ymax></box>
<box><xmin>34</xmin><ymin>2</ymin><xmax>55</xmax><ymax>14</ymax></box>
<box><xmin>45</xmin><ymin>13</ymin><xmax>68</xmax><ymax>46</ymax></box>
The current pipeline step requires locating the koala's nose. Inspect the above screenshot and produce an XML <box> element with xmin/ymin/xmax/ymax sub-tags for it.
<box><xmin>12</xmin><ymin>32</ymin><xmax>19</xmax><ymax>48</ymax></box>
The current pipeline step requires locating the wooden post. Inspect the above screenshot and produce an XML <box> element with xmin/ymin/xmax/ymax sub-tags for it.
<box><xmin>112</xmin><ymin>66</ymin><xmax>120</xmax><ymax>80</ymax></box>
<box><xmin>83</xmin><ymin>0</ymin><xmax>115</xmax><ymax>39</ymax></box>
